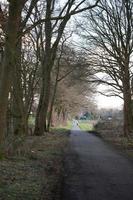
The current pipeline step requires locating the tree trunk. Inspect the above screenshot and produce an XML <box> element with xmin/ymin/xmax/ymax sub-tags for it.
<box><xmin>47</xmin><ymin>63</ymin><xmax>60</xmax><ymax>131</ymax></box>
<box><xmin>12</xmin><ymin>39</ymin><xmax>28</xmax><ymax>136</ymax></box>
<box><xmin>62</xmin><ymin>108</ymin><xmax>67</xmax><ymax>126</ymax></box>
<box><xmin>123</xmin><ymin>64</ymin><xmax>133</xmax><ymax>137</ymax></box>
<box><xmin>47</xmin><ymin>82</ymin><xmax>57</xmax><ymax>132</ymax></box>
<box><xmin>34</xmin><ymin>86</ymin><xmax>45</xmax><ymax>136</ymax></box>
<box><xmin>123</xmin><ymin>89</ymin><xmax>132</xmax><ymax>137</ymax></box>
<box><xmin>34</xmin><ymin>69</ymin><xmax>51</xmax><ymax>135</ymax></box>
<box><xmin>0</xmin><ymin>1</ymin><xmax>23</xmax><ymax>148</ymax></box>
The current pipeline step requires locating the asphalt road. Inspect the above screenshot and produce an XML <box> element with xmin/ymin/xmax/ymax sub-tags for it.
<box><xmin>62</xmin><ymin>126</ymin><xmax>133</xmax><ymax>200</ymax></box>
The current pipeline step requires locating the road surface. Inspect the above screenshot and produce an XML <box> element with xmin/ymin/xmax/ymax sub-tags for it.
<box><xmin>62</xmin><ymin>125</ymin><xmax>133</xmax><ymax>200</ymax></box>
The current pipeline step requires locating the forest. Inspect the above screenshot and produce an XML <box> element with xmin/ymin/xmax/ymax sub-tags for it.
<box><xmin>0</xmin><ymin>0</ymin><xmax>100</xmax><ymax>150</ymax></box>
<box><xmin>0</xmin><ymin>0</ymin><xmax>133</xmax><ymax>199</ymax></box>
<box><xmin>0</xmin><ymin>0</ymin><xmax>133</xmax><ymax>151</ymax></box>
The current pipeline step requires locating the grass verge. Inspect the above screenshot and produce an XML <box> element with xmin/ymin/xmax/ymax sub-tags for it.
<box><xmin>0</xmin><ymin>132</ymin><xmax>68</xmax><ymax>200</ymax></box>
<box><xmin>51</xmin><ymin>120</ymin><xmax>97</xmax><ymax>132</ymax></box>
<box><xmin>94</xmin><ymin>121</ymin><xmax>133</xmax><ymax>158</ymax></box>
<box><xmin>79</xmin><ymin>120</ymin><xmax>94</xmax><ymax>131</ymax></box>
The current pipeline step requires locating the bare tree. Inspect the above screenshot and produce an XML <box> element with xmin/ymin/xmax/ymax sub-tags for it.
<box><xmin>34</xmin><ymin>0</ymin><xmax>100</xmax><ymax>135</ymax></box>
<box><xmin>79</xmin><ymin>0</ymin><xmax>133</xmax><ymax>137</ymax></box>
<box><xmin>0</xmin><ymin>0</ymin><xmax>40</xmax><ymax>149</ymax></box>
<box><xmin>0</xmin><ymin>0</ymin><xmax>100</xmax><ymax>150</ymax></box>
<box><xmin>0</xmin><ymin>1</ymin><xmax>25</xmax><ymax>149</ymax></box>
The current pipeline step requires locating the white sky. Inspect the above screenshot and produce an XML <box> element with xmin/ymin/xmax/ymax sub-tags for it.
<box><xmin>95</xmin><ymin>94</ymin><xmax>123</xmax><ymax>109</ymax></box>
<box><xmin>0</xmin><ymin>0</ymin><xmax>6</xmax><ymax>3</ymax></box>
<box><xmin>95</xmin><ymin>84</ymin><xmax>123</xmax><ymax>109</ymax></box>
<box><xmin>94</xmin><ymin>74</ymin><xmax>123</xmax><ymax>109</ymax></box>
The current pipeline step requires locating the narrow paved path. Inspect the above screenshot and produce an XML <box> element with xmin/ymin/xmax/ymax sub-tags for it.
<box><xmin>62</xmin><ymin>126</ymin><xmax>133</xmax><ymax>200</ymax></box>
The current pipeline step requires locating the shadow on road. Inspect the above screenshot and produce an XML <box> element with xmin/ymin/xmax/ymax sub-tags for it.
<box><xmin>62</xmin><ymin>128</ymin><xmax>133</xmax><ymax>200</ymax></box>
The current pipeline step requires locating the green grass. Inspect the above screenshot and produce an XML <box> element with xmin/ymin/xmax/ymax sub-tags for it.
<box><xmin>52</xmin><ymin>120</ymin><xmax>94</xmax><ymax>132</ymax></box>
<box><xmin>79</xmin><ymin>120</ymin><xmax>94</xmax><ymax>131</ymax></box>
<box><xmin>0</xmin><ymin>152</ymin><xmax>4</xmax><ymax>160</ymax></box>
<box><xmin>51</xmin><ymin>121</ymin><xmax>72</xmax><ymax>133</ymax></box>
<box><xmin>28</xmin><ymin>117</ymin><xmax>94</xmax><ymax>133</ymax></box>
<box><xmin>28</xmin><ymin>115</ymin><xmax>35</xmax><ymax>126</ymax></box>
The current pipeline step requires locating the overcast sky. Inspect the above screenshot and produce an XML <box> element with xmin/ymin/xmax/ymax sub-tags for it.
<box><xmin>95</xmin><ymin>94</ymin><xmax>123</xmax><ymax>109</ymax></box>
<box><xmin>95</xmin><ymin>84</ymin><xmax>123</xmax><ymax>109</ymax></box>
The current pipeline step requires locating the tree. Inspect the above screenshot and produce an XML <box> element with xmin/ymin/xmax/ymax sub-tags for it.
<box><xmin>50</xmin><ymin>47</ymin><xmax>96</xmax><ymax>126</ymax></box>
<box><xmin>0</xmin><ymin>0</ymin><xmax>100</xmax><ymax>150</ymax></box>
<box><xmin>0</xmin><ymin>0</ymin><xmax>39</xmax><ymax>148</ymax></box>
<box><xmin>79</xmin><ymin>0</ymin><xmax>133</xmax><ymax>137</ymax></box>
<box><xmin>34</xmin><ymin>0</ymin><xmax>100</xmax><ymax>135</ymax></box>
<box><xmin>0</xmin><ymin>1</ymin><xmax>25</xmax><ymax>148</ymax></box>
